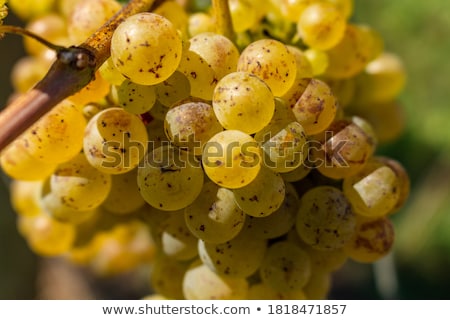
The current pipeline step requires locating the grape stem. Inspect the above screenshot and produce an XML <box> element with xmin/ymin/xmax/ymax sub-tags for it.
<box><xmin>0</xmin><ymin>25</ymin><xmax>66</xmax><ymax>51</ymax></box>
<box><xmin>0</xmin><ymin>0</ymin><xmax>166</xmax><ymax>152</ymax></box>
<box><xmin>212</xmin><ymin>0</ymin><xmax>235</xmax><ymax>42</ymax></box>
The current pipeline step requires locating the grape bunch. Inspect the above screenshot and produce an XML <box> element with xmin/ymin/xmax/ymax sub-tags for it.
<box><xmin>0</xmin><ymin>0</ymin><xmax>409</xmax><ymax>300</ymax></box>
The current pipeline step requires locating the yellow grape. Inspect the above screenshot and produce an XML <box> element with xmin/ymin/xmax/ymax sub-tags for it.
<box><xmin>198</xmin><ymin>228</ymin><xmax>267</xmax><ymax>277</ymax></box>
<box><xmin>202</xmin><ymin>130</ymin><xmax>261</xmax><ymax>189</ymax></box>
<box><xmin>112</xmin><ymin>79</ymin><xmax>156</xmax><ymax>115</ymax></box>
<box><xmin>177</xmin><ymin>49</ymin><xmax>217</xmax><ymax>100</ymax></box>
<box><xmin>68</xmin><ymin>0</ymin><xmax>122</xmax><ymax>44</ymax></box>
<box><xmin>349</xmin><ymin>100</ymin><xmax>405</xmax><ymax>144</ymax></box>
<box><xmin>237</xmin><ymin>39</ymin><xmax>297</xmax><ymax>97</ymax></box>
<box><xmin>10</xmin><ymin>180</ymin><xmax>43</xmax><ymax>217</ymax></box>
<box><xmin>137</xmin><ymin>145</ymin><xmax>204</xmax><ymax>211</ymax></box>
<box><xmin>377</xmin><ymin>156</ymin><xmax>410</xmax><ymax>214</ymax></box>
<box><xmin>153</xmin><ymin>0</ymin><xmax>188</xmax><ymax>37</ymax></box>
<box><xmin>344</xmin><ymin>216</ymin><xmax>395</xmax><ymax>263</ymax></box>
<box><xmin>41</xmin><ymin>192</ymin><xmax>97</xmax><ymax>224</ymax></box>
<box><xmin>18</xmin><ymin>213</ymin><xmax>75</xmax><ymax>257</ymax></box>
<box><xmin>312</xmin><ymin>118</ymin><xmax>376</xmax><ymax>179</ymax></box>
<box><xmin>164</xmin><ymin>101</ymin><xmax>223</xmax><ymax>155</ymax></box>
<box><xmin>98</xmin><ymin>57</ymin><xmax>126</xmax><ymax>86</ymax></box>
<box><xmin>50</xmin><ymin>153</ymin><xmax>112</xmax><ymax>211</ymax></box>
<box><xmin>188</xmin><ymin>12</ymin><xmax>215</xmax><ymax>37</ymax></box>
<box><xmin>325</xmin><ymin>0</ymin><xmax>353</xmax><ymax>18</ymax></box>
<box><xmin>325</xmin><ymin>24</ymin><xmax>377</xmax><ymax>79</ymax></box>
<box><xmin>296</xmin><ymin>186</ymin><xmax>356</xmax><ymax>250</ymax></box>
<box><xmin>353</xmin><ymin>53</ymin><xmax>406</xmax><ymax>105</ymax></box>
<box><xmin>297</xmin><ymin>2</ymin><xmax>346</xmax><ymax>50</ymax></box>
<box><xmin>304</xmin><ymin>48</ymin><xmax>330</xmax><ymax>76</ymax></box>
<box><xmin>183</xmin><ymin>261</ymin><xmax>248</xmax><ymax>299</ymax></box>
<box><xmin>342</xmin><ymin>158</ymin><xmax>400</xmax><ymax>218</ymax></box>
<box><xmin>259</xmin><ymin>241</ymin><xmax>311</xmax><ymax>292</ymax></box>
<box><xmin>272</xmin><ymin>0</ymin><xmax>317</xmax><ymax>23</ymax></box>
<box><xmin>8</xmin><ymin>0</ymin><xmax>56</xmax><ymax>21</ymax></box>
<box><xmin>228</xmin><ymin>0</ymin><xmax>258</xmax><ymax>33</ymax></box>
<box><xmin>154</xmin><ymin>71</ymin><xmax>190</xmax><ymax>107</ymax></box>
<box><xmin>83</xmin><ymin>107</ymin><xmax>148</xmax><ymax>174</ymax></box>
<box><xmin>189</xmin><ymin>32</ymin><xmax>240</xmax><ymax>81</ymax></box>
<box><xmin>184</xmin><ymin>181</ymin><xmax>245</xmax><ymax>244</ymax></box>
<box><xmin>291</xmin><ymin>78</ymin><xmax>338</xmax><ymax>135</ymax></box>
<box><xmin>233</xmin><ymin>165</ymin><xmax>285</xmax><ymax>217</ymax></box>
<box><xmin>286</xmin><ymin>45</ymin><xmax>314</xmax><ymax>79</ymax></box>
<box><xmin>101</xmin><ymin>169</ymin><xmax>146</xmax><ymax>215</ymax></box>
<box><xmin>21</xmin><ymin>100</ymin><xmax>86</xmax><ymax>164</ymax></box>
<box><xmin>243</xmin><ymin>182</ymin><xmax>299</xmax><ymax>239</ymax></box>
<box><xmin>111</xmin><ymin>12</ymin><xmax>183</xmax><ymax>85</ymax></box>
<box><xmin>259</xmin><ymin>121</ymin><xmax>308</xmax><ymax>173</ymax></box>
<box><xmin>212</xmin><ymin>72</ymin><xmax>275</xmax><ymax>134</ymax></box>
<box><xmin>1</xmin><ymin>138</ymin><xmax>56</xmax><ymax>181</ymax></box>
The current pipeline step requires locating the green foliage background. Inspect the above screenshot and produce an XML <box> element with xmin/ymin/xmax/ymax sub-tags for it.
<box><xmin>1</xmin><ymin>0</ymin><xmax>450</xmax><ymax>299</ymax></box>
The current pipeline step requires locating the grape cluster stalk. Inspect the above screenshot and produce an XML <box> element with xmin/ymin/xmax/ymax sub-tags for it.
<box><xmin>0</xmin><ymin>0</ymin><xmax>409</xmax><ymax>300</ymax></box>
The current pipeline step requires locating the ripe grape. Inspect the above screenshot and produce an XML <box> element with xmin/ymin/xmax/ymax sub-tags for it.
<box><xmin>137</xmin><ymin>145</ymin><xmax>204</xmax><ymax>211</ymax></box>
<box><xmin>101</xmin><ymin>169</ymin><xmax>146</xmax><ymax>215</ymax></box>
<box><xmin>21</xmin><ymin>100</ymin><xmax>86</xmax><ymax>164</ymax></box>
<box><xmin>50</xmin><ymin>153</ymin><xmax>112</xmax><ymax>211</ymax></box>
<box><xmin>184</xmin><ymin>181</ymin><xmax>245</xmax><ymax>244</ymax></box>
<box><xmin>312</xmin><ymin>118</ymin><xmax>376</xmax><ymax>179</ymax></box>
<box><xmin>0</xmin><ymin>138</ymin><xmax>56</xmax><ymax>181</ymax></box>
<box><xmin>68</xmin><ymin>0</ymin><xmax>121</xmax><ymax>44</ymax></box>
<box><xmin>237</xmin><ymin>39</ymin><xmax>297</xmax><ymax>96</ymax></box>
<box><xmin>243</xmin><ymin>182</ymin><xmax>299</xmax><ymax>239</ymax></box>
<box><xmin>202</xmin><ymin>130</ymin><xmax>261</xmax><ymax>189</ymax></box>
<box><xmin>344</xmin><ymin>216</ymin><xmax>395</xmax><ymax>263</ymax></box>
<box><xmin>291</xmin><ymin>78</ymin><xmax>338</xmax><ymax>135</ymax></box>
<box><xmin>83</xmin><ymin>107</ymin><xmax>148</xmax><ymax>174</ymax></box>
<box><xmin>297</xmin><ymin>2</ymin><xmax>346</xmax><ymax>50</ymax></box>
<box><xmin>212</xmin><ymin>71</ymin><xmax>275</xmax><ymax>134</ymax></box>
<box><xmin>343</xmin><ymin>158</ymin><xmax>400</xmax><ymax>218</ymax></box>
<box><xmin>111</xmin><ymin>12</ymin><xmax>183</xmax><ymax>85</ymax></box>
<box><xmin>233</xmin><ymin>165</ymin><xmax>286</xmax><ymax>217</ymax></box>
<box><xmin>189</xmin><ymin>32</ymin><xmax>240</xmax><ymax>81</ymax></box>
<box><xmin>154</xmin><ymin>71</ymin><xmax>191</xmax><ymax>107</ymax></box>
<box><xmin>112</xmin><ymin>79</ymin><xmax>156</xmax><ymax>115</ymax></box>
<box><xmin>296</xmin><ymin>186</ymin><xmax>356</xmax><ymax>250</ymax></box>
<box><xmin>164</xmin><ymin>101</ymin><xmax>223</xmax><ymax>155</ymax></box>
<box><xmin>198</xmin><ymin>228</ymin><xmax>267</xmax><ymax>277</ymax></box>
<box><xmin>260</xmin><ymin>241</ymin><xmax>311</xmax><ymax>292</ymax></box>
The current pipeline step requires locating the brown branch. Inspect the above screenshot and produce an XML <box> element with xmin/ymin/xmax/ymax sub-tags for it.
<box><xmin>0</xmin><ymin>0</ymin><xmax>165</xmax><ymax>152</ymax></box>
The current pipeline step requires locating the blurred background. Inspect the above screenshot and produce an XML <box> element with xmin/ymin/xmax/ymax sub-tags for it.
<box><xmin>1</xmin><ymin>0</ymin><xmax>450</xmax><ymax>299</ymax></box>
